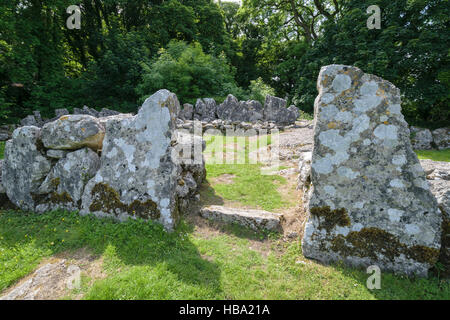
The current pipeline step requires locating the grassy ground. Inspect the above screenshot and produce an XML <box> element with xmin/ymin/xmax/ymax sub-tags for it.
<box><xmin>0</xmin><ymin>137</ymin><xmax>449</xmax><ymax>299</ymax></box>
<box><xmin>415</xmin><ymin>149</ymin><xmax>450</xmax><ymax>162</ymax></box>
<box><xmin>0</xmin><ymin>210</ymin><xmax>448</xmax><ymax>300</ymax></box>
<box><xmin>203</xmin><ymin>134</ymin><xmax>293</xmax><ymax>211</ymax></box>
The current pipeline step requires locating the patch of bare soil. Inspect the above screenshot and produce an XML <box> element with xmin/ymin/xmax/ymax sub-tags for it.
<box><xmin>0</xmin><ymin>248</ymin><xmax>106</xmax><ymax>300</ymax></box>
<box><xmin>209</xmin><ymin>173</ymin><xmax>236</xmax><ymax>185</ymax></box>
<box><xmin>274</xmin><ymin>164</ymin><xmax>307</xmax><ymax>241</ymax></box>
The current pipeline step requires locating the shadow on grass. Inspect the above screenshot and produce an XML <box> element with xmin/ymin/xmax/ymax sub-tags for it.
<box><xmin>323</xmin><ymin>260</ymin><xmax>450</xmax><ymax>300</ymax></box>
<box><xmin>194</xmin><ymin>181</ymin><xmax>280</xmax><ymax>242</ymax></box>
<box><xmin>0</xmin><ymin>209</ymin><xmax>223</xmax><ymax>298</ymax></box>
<box><xmin>198</xmin><ymin>181</ymin><xmax>225</xmax><ymax>206</ymax></box>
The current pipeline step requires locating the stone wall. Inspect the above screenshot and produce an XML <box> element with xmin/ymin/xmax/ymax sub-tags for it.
<box><xmin>0</xmin><ymin>90</ymin><xmax>204</xmax><ymax>231</ymax></box>
<box><xmin>301</xmin><ymin>65</ymin><xmax>443</xmax><ymax>277</ymax></box>
<box><xmin>179</xmin><ymin>94</ymin><xmax>299</xmax><ymax>126</ymax></box>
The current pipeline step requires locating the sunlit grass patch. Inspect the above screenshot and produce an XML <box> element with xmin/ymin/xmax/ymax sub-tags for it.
<box><xmin>1</xmin><ymin>210</ymin><xmax>449</xmax><ymax>300</ymax></box>
<box><xmin>203</xmin><ymin>134</ymin><xmax>291</xmax><ymax>211</ymax></box>
<box><xmin>415</xmin><ymin>149</ymin><xmax>450</xmax><ymax>162</ymax></box>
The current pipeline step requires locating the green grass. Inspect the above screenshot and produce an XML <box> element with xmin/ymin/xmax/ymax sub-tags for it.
<box><xmin>1</xmin><ymin>134</ymin><xmax>449</xmax><ymax>300</ymax></box>
<box><xmin>203</xmin><ymin>134</ymin><xmax>291</xmax><ymax>211</ymax></box>
<box><xmin>0</xmin><ymin>141</ymin><xmax>5</xmax><ymax>159</ymax></box>
<box><xmin>415</xmin><ymin>149</ymin><xmax>450</xmax><ymax>162</ymax></box>
<box><xmin>0</xmin><ymin>210</ymin><xmax>448</xmax><ymax>300</ymax></box>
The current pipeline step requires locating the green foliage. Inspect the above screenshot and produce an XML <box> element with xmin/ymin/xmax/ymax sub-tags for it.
<box><xmin>247</xmin><ymin>78</ymin><xmax>275</xmax><ymax>105</ymax></box>
<box><xmin>137</xmin><ymin>41</ymin><xmax>242</xmax><ymax>104</ymax></box>
<box><xmin>264</xmin><ymin>0</ymin><xmax>450</xmax><ymax>126</ymax></box>
<box><xmin>0</xmin><ymin>0</ymin><xmax>231</xmax><ymax>122</ymax></box>
<box><xmin>0</xmin><ymin>0</ymin><xmax>447</xmax><ymax>128</ymax></box>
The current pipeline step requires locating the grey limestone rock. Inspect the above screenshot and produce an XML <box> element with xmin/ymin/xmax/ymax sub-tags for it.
<box><xmin>2</xmin><ymin>126</ymin><xmax>52</xmax><ymax>210</ymax></box>
<box><xmin>40</xmin><ymin>115</ymin><xmax>105</xmax><ymax>151</ymax></box>
<box><xmin>302</xmin><ymin>65</ymin><xmax>442</xmax><ymax>277</ymax></box>
<box><xmin>80</xmin><ymin>89</ymin><xmax>181</xmax><ymax>231</ymax></box>
<box><xmin>200</xmin><ymin>205</ymin><xmax>284</xmax><ymax>232</ymax></box>
<box><xmin>35</xmin><ymin>148</ymin><xmax>100</xmax><ymax>212</ymax></box>
<box><xmin>432</xmin><ymin>127</ymin><xmax>450</xmax><ymax>150</ymax></box>
<box><xmin>410</xmin><ymin>126</ymin><xmax>433</xmax><ymax>150</ymax></box>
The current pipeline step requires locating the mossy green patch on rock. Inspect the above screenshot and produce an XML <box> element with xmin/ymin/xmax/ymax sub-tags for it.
<box><xmin>310</xmin><ymin>206</ymin><xmax>351</xmax><ymax>233</ymax></box>
<box><xmin>329</xmin><ymin>227</ymin><xmax>440</xmax><ymax>264</ymax></box>
<box><xmin>50</xmin><ymin>178</ymin><xmax>60</xmax><ymax>189</ymax></box>
<box><xmin>89</xmin><ymin>183</ymin><xmax>160</xmax><ymax>220</ymax></box>
<box><xmin>49</xmin><ymin>191</ymin><xmax>73</xmax><ymax>204</ymax></box>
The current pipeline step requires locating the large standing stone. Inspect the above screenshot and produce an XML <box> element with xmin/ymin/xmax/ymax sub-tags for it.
<box><xmin>20</xmin><ymin>115</ymin><xmax>38</xmax><ymax>127</ymax></box>
<box><xmin>0</xmin><ymin>160</ymin><xmax>5</xmax><ymax>194</ymax></box>
<box><xmin>2</xmin><ymin>126</ymin><xmax>52</xmax><ymax>211</ymax></box>
<box><xmin>81</xmin><ymin>89</ymin><xmax>181</xmax><ymax>231</ymax></box>
<box><xmin>40</xmin><ymin>115</ymin><xmax>105</xmax><ymax>151</ymax></box>
<box><xmin>216</xmin><ymin>94</ymin><xmax>239</xmax><ymax>121</ymax></box>
<box><xmin>35</xmin><ymin>148</ymin><xmax>100</xmax><ymax>212</ymax></box>
<box><xmin>263</xmin><ymin>95</ymin><xmax>298</xmax><ymax>125</ymax></box>
<box><xmin>432</xmin><ymin>127</ymin><xmax>450</xmax><ymax>150</ymax></box>
<box><xmin>429</xmin><ymin>179</ymin><xmax>450</xmax><ymax>277</ymax></box>
<box><xmin>410</xmin><ymin>126</ymin><xmax>433</xmax><ymax>150</ymax></box>
<box><xmin>237</xmin><ymin>100</ymin><xmax>264</xmax><ymax>122</ymax></box>
<box><xmin>179</xmin><ymin>103</ymin><xmax>194</xmax><ymax>120</ymax></box>
<box><xmin>302</xmin><ymin>65</ymin><xmax>442</xmax><ymax>276</ymax></box>
<box><xmin>194</xmin><ymin>98</ymin><xmax>217</xmax><ymax>122</ymax></box>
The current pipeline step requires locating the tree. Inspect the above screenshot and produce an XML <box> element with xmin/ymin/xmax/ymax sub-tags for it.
<box><xmin>136</xmin><ymin>41</ymin><xmax>242</xmax><ymax>104</ymax></box>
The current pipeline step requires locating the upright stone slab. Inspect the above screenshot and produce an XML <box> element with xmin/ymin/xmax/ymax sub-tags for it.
<box><xmin>2</xmin><ymin>126</ymin><xmax>52</xmax><ymax>211</ymax></box>
<box><xmin>194</xmin><ymin>98</ymin><xmax>217</xmax><ymax>122</ymax></box>
<box><xmin>81</xmin><ymin>89</ymin><xmax>181</xmax><ymax>231</ymax></box>
<box><xmin>216</xmin><ymin>94</ymin><xmax>239</xmax><ymax>121</ymax></box>
<box><xmin>302</xmin><ymin>65</ymin><xmax>442</xmax><ymax>276</ymax></box>
<box><xmin>263</xmin><ymin>95</ymin><xmax>298</xmax><ymax>125</ymax></box>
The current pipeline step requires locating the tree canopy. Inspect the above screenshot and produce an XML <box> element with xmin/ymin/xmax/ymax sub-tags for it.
<box><xmin>0</xmin><ymin>0</ymin><xmax>448</xmax><ymax>127</ymax></box>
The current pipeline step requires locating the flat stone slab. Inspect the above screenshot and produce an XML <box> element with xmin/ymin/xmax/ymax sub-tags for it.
<box><xmin>200</xmin><ymin>205</ymin><xmax>284</xmax><ymax>231</ymax></box>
